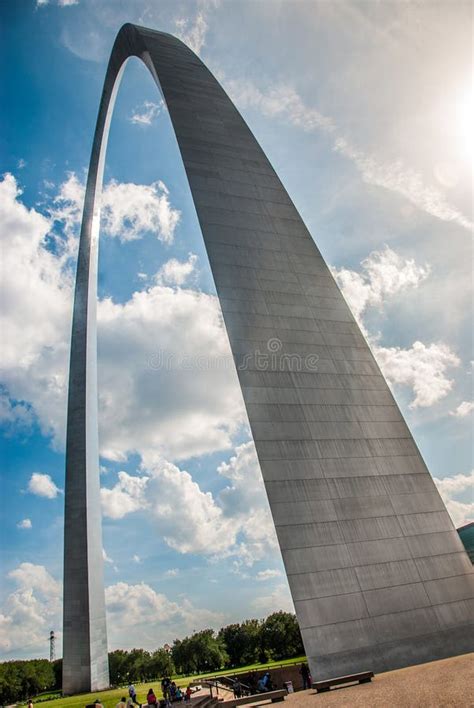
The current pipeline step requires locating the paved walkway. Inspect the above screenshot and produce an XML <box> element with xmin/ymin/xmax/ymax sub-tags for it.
<box><xmin>246</xmin><ymin>653</ymin><xmax>474</xmax><ymax>708</ymax></box>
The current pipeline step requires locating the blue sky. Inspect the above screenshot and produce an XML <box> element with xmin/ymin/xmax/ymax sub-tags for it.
<box><xmin>1</xmin><ymin>0</ymin><xmax>472</xmax><ymax>661</ymax></box>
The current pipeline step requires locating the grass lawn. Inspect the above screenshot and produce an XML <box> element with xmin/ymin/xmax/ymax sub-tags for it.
<box><xmin>29</xmin><ymin>657</ymin><xmax>306</xmax><ymax>708</ymax></box>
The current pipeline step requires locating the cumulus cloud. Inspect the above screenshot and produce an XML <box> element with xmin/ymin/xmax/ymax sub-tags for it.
<box><xmin>0</xmin><ymin>173</ymin><xmax>244</xmax><ymax>462</ymax></box>
<box><xmin>102</xmin><ymin>459</ymin><xmax>234</xmax><ymax>555</ymax></box>
<box><xmin>129</xmin><ymin>100</ymin><xmax>163</xmax><ymax>126</ymax></box>
<box><xmin>17</xmin><ymin>519</ymin><xmax>32</xmax><ymax>530</ymax></box>
<box><xmin>0</xmin><ymin>564</ymin><xmax>222</xmax><ymax>655</ymax></box>
<box><xmin>27</xmin><ymin>473</ymin><xmax>61</xmax><ymax>499</ymax></box>
<box><xmin>332</xmin><ymin>245</ymin><xmax>430</xmax><ymax>324</ymax></box>
<box><xmin>105</xmin><ymin>581</ymin><xmax>224</xmax><ymax>649</ymax></box>
<box><xmin>0</xmin><ymin>390</ymin><xmax>35</xmax><ymax>431</ymax></box>
<box><xmin>450</xmin><ymin>401</ymin><xmax>474</xmax><ymax>418</ymax></box>
<box><xmin>52</xmin><ymin>173</ymin><xmax>180</xmax><ymax>243</ymax></box>
<box><xmin>255</xmin><ymin>569</ymin><xmax>282</xmax><ymax>582</ymax></box>
<box><xmin>332</xmin><ymin>245</ymin><xmax>460</xmax><ymax>409</ymax></box>
<box><xmin>433</xmin><ymin>471</ymin><xmax>474</xmax><ymax>527</ymax></box>
<box><xmin>0</xmin><ymin>174</ymin><xmax>72</xmax><ymax>444</ymax></box>
<box><xmin>155</xmin><ymin>253</ymin><xmax>198</xmax><ymax>286</ymax></box>
<box><xmin>0</xmin><ymin>564</ymin><xmax>62</xmax><ymax>654</ymax></box>
<box><xmin>375</xmin><ymin>341</ymin><xmax>460</xmax><ymax>409</ymax></box>
<box><xmin>434</xmin><ymin>470</ymin><xmax>474</xmax><ymax>497</ymax></box>
<box><xmin>225</xmin><ymin>78</ymin><xmax>472</xmax><ymax>231</ymax></box>
<box><xmin>97</xmin><ymin>285</ymin><xmax>245</xmax><ymax>462</ymax></box>
<box><xmin>101</xmin><ymin>472</ymin><xmax>148</xmax><ymax>519</ymax></box>
<box><xmin>101</xmin><ymin>442</ymin><xmax>277</xmax><ymax>566</ymax></box>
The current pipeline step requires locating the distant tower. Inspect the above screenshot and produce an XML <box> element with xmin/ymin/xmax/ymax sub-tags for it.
<box><xmin>49</xmin><ymin>630</ymin><xmax>55</xmax><ymax>662</ymax></box>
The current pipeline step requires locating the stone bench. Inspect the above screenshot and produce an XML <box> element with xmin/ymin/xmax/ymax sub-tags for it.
<box><xmin>224</xmin><ymin>689</ymin><xmax>287</xmax><ymax>706</ymax></box>
<box><xmin>313</xmin><ymin>671</ymin><xmax>374</xmax><ymax>693</ymax></box>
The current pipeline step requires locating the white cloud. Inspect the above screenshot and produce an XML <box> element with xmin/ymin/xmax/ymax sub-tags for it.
<box><xmin>105</xmin><ymin>581</ymin><xmax>224</xmax><ymax>649</ymax></box>
<box><xmin>225</xmin><ymin>81</ymin><xmax>335</xmax><ymax>133</ymax></box>
<box><xmin>27</xmin><ymin>473</ymin><xmax>61</xmax><ymax>499</ymax></box>
<box><xmin>101</xmin><ymin>471</ymin><xmax>148</xmax><ymax>519</ymax></box>
<box><xmin>450</xmin><ymin>401</ymin><xmax>474</xmax><ymax>418</ymax></box>
<box><xmin>0</xmin><ymin>173</ymin><xmax>244</xmax><ymax>462</ymax></box>
<box><xmin>332</xmin><ymin>245</ymin><xmax>430</xmax><ymax>324</ymax></box>
<box><xmin>0</xmin><ymin>564</ymin><xmax>222</xmax><ymax>656</ymax></box>
<box><xmin>17</xmin><ymin>519</ymin><xmax>32</xmax><ymax>530</ymax></box>
<box><xmin>0</xmin><ymin>174</ymin><xmax>72</xmax><ymax>444</ymax></box>
<box><xmin>49</xmin><ymin>171</ymin><xmax>84</xmax><ymax>239</ymax></box>
<box><xmin>130</xmin><ymin>101</ymin><xmax>163</xmax><ymax>126</ymax></box>
<box><xmin>225</xmin><ymin>78</ymin><xmax>472</xmax><ymax>231</ymax></box>
<box><xmin>175</xmin><ymin>13</ymin><xmax>208</xmax><ymax>56</ymax></box>
<box><xmin>103</xmin><ymin>548</ymin><xmax>114</xmax><ymax>564</ymax></box>
<box><xmin>133</xmin><ymin>555</ymin><xmax>142</xmax><ymax>564</ymax></box>
<box><xmin>101</xmin><ymin>442</ymin><xmax>277</xmax><ymax>566</ymax></box>
<box><xmin>333</xmin><ymin>138</ymin><xmax>473</xmax><ymax>231</ymax></box>
<box><xmin>251</xmin><ymin>583</ymin><xmax>293</xmax><ymax>615</ymax></box>
<box><xmin>332</xmin><ymin>246</ymin><xmax>459</xmax><ymax>409</ymax></box>
<box><xmin>97</xmin><ymin>285</ymin><xmax>245</xmax><ymax>462</ymax></box>
<box><xmin>101</xmin><ymin>459</ymin><xmax>235</xmax><ymax>555</ymax></box>
<box><xmin>52</xmin><ymin>173</ymin><xmax>180</xmax><ymax>244</ymax></box>
<box><xmin>155</xmin><ymin>253</ymin><xmax>198</xmax><ymax>286</ymax></box>
<box><xmin>434</xmin><ymin>470</ymin><xmax>474</xmax><ymax>497</ymax></box>
<box><xmin>442</xmin><ymin>499</ymin><xmax>474</xmax><ymax>529</ymax></box>
<box><xmin>0</xmin><ymin>391</ymin><xmax>34</xmax><ymax>430</ymax></box>
<box><xmin>164</xmin><ymin>568</ymin><xmax>179</xmax><ymax>577</ymax></box>
<box><xmin>37</xmin><ymin>0</ymin><xmax>79</xmax><ymax>7</ymax></box>
<box><xmin>375</xmin><ymin>341</ymin><xmax>460</xmax><ymax>408</ymax></box>
<box><xmin>433</xmin><ymin>471</ymin><xmax>474</xmax><ymax>528</ymax></box>
<box><xmin>255</xmin><ymin>569</ymin><xmax>282</xmax><ymax>582</ymax></box>
<box><xmin>0</xmin><ymin>564</ymin><xmax>62</xmax><ymax>654</ymax></box>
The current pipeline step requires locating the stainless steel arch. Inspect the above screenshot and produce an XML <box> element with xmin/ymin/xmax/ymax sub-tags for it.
<box><xmin>64</xmin><ymin>23</ymin><xmax>474</xmax><ymax>695</ymax></box>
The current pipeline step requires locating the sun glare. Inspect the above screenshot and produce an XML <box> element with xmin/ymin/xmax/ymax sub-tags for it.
<box><xmin>453</xmin><ymin>86</ymin><xmax>473</xmax><ymax>163</ymax></box>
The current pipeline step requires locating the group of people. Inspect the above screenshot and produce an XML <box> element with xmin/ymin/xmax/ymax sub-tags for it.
<box><xmin>118</xmin><ymin>680</ymin><xmax>192</xmax><ymax>708</ymax></box>
<box><xmin>85</xmin><ymin>662</ymin><xmax>312</xmax><ymax>708</ymax></box>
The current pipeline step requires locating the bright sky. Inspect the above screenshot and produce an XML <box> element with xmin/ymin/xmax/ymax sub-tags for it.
<box><xmin>1</xmin><ymin>0</ymin><xmax>472</xmax><ymax>662</ymax></box>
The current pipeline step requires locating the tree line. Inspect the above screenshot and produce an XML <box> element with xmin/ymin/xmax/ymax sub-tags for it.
<box><xmin>0</xmin><ymin>612</ymin><xmax>304</xmax><ymax>704</ymax></box>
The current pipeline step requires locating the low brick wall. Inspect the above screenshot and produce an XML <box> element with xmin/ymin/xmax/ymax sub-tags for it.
<box><xmin>228</xmin><ymin>665</ymin><xmax>308</xmax><ymax>694</ymax></box>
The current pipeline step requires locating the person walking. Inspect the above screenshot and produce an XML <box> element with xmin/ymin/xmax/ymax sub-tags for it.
<box><xmin>129</xmin><ymin>683</ymin><xmax>141</xmax><ymax>707</ymax></box>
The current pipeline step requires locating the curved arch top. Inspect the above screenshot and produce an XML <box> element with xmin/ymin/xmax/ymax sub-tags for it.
<box><xmin>63</xmin><ymin>23</ymin><xmax>474</xmax><ymax>695</ymax></box>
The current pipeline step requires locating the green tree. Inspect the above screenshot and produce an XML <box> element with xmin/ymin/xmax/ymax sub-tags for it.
<box><xmin>260</xmin><ymin>612</ymin><xmax>303</xmax><ymax>660</ymax></box>
<box><xmin>128</xmin><ymin>648</ymin><xmax>151</xmax><ymax>682</ymax></box>
<box><xmin>149</xmin><ymin>649</ymin><xmax>174</xmax><ymax>679</ymax></box>
<box><xmin>218</xmin><ymin>620</ymin><xmax>262</xmax><ymax>667</ymax></box>
<box><xmin>109</xmin><ymin>650</ymin><xmax>130</xmax><ymax>685</ymax></box>
<box><xmin>172</xmin><ymin>630</ymin><xmax>227</xmax><ymax>674</ymax></box>
<box><xmin>172</xmin><ymin>638</ymin><xmax>196</xmax><ymax>675</ymax></box>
